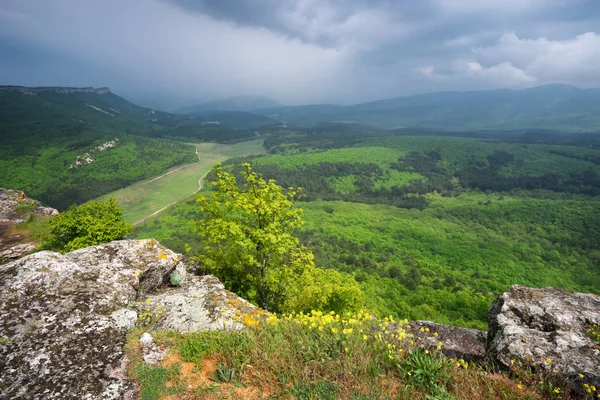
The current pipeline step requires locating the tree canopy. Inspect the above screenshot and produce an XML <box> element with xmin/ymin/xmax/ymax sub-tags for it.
<box><xmin>192</xmin><ymin>163</ymin><xmax>364</xmax><ymax>313</ymax></box>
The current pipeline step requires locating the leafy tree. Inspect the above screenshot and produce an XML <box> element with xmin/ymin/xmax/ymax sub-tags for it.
<box><xmin>44</xmin><ymin>197</ymin><xmax>133</xmax><ymax>252</ymax></box>
<box><xmin>192</xmin><ymin>162</ymin><xmax>364</xmax><ymax>312</ymax></box>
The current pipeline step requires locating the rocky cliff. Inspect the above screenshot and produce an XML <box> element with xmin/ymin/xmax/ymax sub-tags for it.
<box><xmin>0</xmin><ymin>189</ymin><xmax>58</xmax><ymax>263</ymax></box>
<box><xmin>0</xmin><ymin>86</ymin><xmax>111</xmax><ymax>95</ymax></box>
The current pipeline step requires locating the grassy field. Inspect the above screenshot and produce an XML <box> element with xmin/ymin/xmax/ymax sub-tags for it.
<box><xmin>100</xmin><ymin>139</ymin><xmax>266</xmax><ymax>224</ymax></box>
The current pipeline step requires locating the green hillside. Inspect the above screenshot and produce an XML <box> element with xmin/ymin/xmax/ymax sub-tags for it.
<box><xmin>255</xmin><ymin>84</ymin><xmax>600</xmax><ymax>131</ymax></box>
<box><xmin>0</xmin><ymin>87</ymin><xmax>271</xmax><ymax>209</ymax></box>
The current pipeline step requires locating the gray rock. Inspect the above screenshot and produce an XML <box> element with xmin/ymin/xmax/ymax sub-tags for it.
<box><xmin>147</xmin><ymin>274</ymin><xmax>262</xmax><ymax>332</ymax></box>
<box><xmin>0</xmin><ymin>188</ymin><xmax>58</xmax><ymax>223</ymax></box>
<box><xmin>0</xmin><ymin>243</ymin><xmax>36</xmax><ymax>260</ymax></box>
<box><xmin>0</xmin><ymin>239</ymin><xmax>180</xmax><ymax>399</ymax></box>
<box><xmin>487</xmin><ymin>285</ymin><xmax>600</xmax><ymax>390</ymax></box>
<box><xmin>407</xmin><ymin>320</ymin><xmax>487</xmax><ymax>361</ymax></box>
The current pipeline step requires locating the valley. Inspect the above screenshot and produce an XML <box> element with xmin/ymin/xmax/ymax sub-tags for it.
<box><xmin>2</xmin><ymin>85</ymin><xmax>599</xmax><ymax>330</ymax></box>
<box><xmin>99</xmin><ymin>139</ymin><xmax>267</xmax><ymax>224</ymax></box>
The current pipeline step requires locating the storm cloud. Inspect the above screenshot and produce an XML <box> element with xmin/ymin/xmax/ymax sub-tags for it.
<box><xmin>1</xmin><ymin>0</ymin><xmax>599</xmax><ymax>109</ymax></box>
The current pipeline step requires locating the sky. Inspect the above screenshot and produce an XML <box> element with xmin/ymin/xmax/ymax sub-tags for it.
<box><xmin>1</xmin><ymin>0</ymin><xmax>600</xmax><ymax>109</ymax></box>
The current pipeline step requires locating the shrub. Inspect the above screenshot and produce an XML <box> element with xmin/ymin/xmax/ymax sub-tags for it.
<box><xmin>43</xmin><ymin>197</ymin><xmax>132</xmax><ymax>252</ymax></box>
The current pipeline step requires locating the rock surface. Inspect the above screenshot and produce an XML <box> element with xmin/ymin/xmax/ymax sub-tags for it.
<box><xmin>0</xmin><ymin>238</ymin><xmax>260</xmax><ymax>399</ymax></box>
<box><xmin>0</xmin><ymin>188</ymin><xmax>58</xmax><ymax>223</ymax></box>
<box><xmin>0</xmin><ymin>239</ymin><xmax>181</xmax><ymax>399</ymax></box>
<box><xmin>487</xmin><ymin>285</ymin><xmax>600</xmax><ymax>389</ymax></box>
<box><xmin>147</xmin><ymin>274</ymin><xmax>264</xmax><ymax>332</ymax></box>
<box><xmin>0</xmin><ymin>188</ymin><xmax>59</xmax><ymax>264</ymax></box>
<box><xmin>407</xmin><ymin>320</ymin><xmax>487</xmax><ymax>361</ymax></box>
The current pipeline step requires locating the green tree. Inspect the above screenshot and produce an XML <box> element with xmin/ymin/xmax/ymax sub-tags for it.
<box><xmin>44</xmin><ymin>197</ymin><xmax>133</xmax><ymax>252</ymax></box>
<box><xmin>192</xmin><ymin>163</ymin><xmax>364</xmax><ymax>312</ymax></box>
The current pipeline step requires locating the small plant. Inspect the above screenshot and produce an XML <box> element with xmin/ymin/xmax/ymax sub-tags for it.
<box><xmin>15</xmin><ymin>200</ymin><xmax>37</xmax><ymax>214</ymax></box>
<box><xmin>588</xmin><ymin>324</ymin><xmax>600</xmax><ymax>343</ymax></box>
<box><xmin>169</xmin><ymin>270</ymin><xmax>182</xmax><ymax>287</ymax></box>
<box><xmin>0</xmin><ymin>337</ymin><xmax>11</xmax><ymax>345</ymax></box>
<box><xmin>134</xmin><ymin>363</ymin><xmax>182</xmax><ymax>400</ymax></box>
<box><xmin>210</xmin><ymin>363</ymin><xmax>236</xmax><ymax>383</ymax></box>
<box><xmin>136</xmin><ymin>301</ymin><xmax>167</xmax><ymax>329</ymax></box>
<box><xmin>400</xmin><ymin>350</ymin><xmax>452</xmax><ymax>391</ymax></box>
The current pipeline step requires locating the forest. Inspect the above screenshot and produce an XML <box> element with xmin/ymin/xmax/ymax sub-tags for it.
<box><xmin>135</xmin><ymin>131</ymin><xmax>600</xmax><ymax>329</ymax></box>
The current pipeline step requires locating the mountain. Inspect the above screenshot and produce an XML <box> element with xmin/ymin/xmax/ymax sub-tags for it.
<box><xmin>176</xmin><ymin>95</ymin><xmax>283</xmax><ymax>114</ymax></box>
<box><xmin>0</xmin><ymin>86</ymin><xmax>267</xmax><ymax>209</ymax></box>
<box><xmin>255</xmin><ymin>84</ymin><xmax>600</xmax><ymax>132</ymax></box>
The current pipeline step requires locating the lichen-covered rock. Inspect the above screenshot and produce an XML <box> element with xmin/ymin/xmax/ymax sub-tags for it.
<box><xmin>487</xmin><ymin>285</ymin><xmax>600</xmax><ymax>389</ymax></box>
<box><xmin>0</xmin><ymin>188</ymin><xmax>59</xmax><ymax>265</ymax></box>
<box><xmin>407</xmin><ymin>320</ymin><xmax>487</xmax><ymax>361</ymax></box>
<box><xmin>0</xmin><ymin>239</ymin><xmax>180</xmax><ymax>399</ymax></box>
<box><xmin>0</xmin><ymin>243</ymin><xmax>36</xmax><ymax>260</ymax></box>
<box><xmin>0</xmin><ymin>188</ymin><xmax>58</xmax><ymax>223</ymax></box>
<box><xmin>147</xmin><ymin>274</ymin><xmax>263</xmax><ymax>332</ymax></box>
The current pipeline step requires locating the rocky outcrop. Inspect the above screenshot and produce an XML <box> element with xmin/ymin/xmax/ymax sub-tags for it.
<box><xmin>0</xmin><ymin>188</ymin><xmax>58</xmax><ymax>223</ymax></box>
<box><xmin>407</xmin><ymin>320</ymin><xmax>487</xmax><ymax>361</ymax></box>
<box><xmin>0</xmin><ymin>239</ymin><xmax>258</xmax><ymax>399</ymax></box>
<box><xmin>0</xmin><ymin>189</ymin><xmax>58</xmax><ymax>264</ymax></box>
<box><xmin>487</xmin><ymin>285</ymin><xmax>600</xmax><ymax>390</ymax></box>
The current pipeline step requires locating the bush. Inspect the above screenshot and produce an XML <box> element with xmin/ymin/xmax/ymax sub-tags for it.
<box><xmin>44</xmin><ymin>197</ymin><xmax>133</xmax><ymax>252</ymax></box>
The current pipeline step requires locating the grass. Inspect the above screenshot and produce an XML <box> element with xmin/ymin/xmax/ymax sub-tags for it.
<box><xmin>98</xmin><ymin>139</ymin><xmax>266</xmax><ymax>224</ymax></box>
<box><xmin>124</xmin><ymin>311</ymin><xmax>587</xmax><ymax>399</ymax></box>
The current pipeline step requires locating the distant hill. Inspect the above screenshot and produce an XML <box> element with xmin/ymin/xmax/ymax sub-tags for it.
<box><xmin>255</xmin><ymin>84</ymin><xmax>600</xmax><ymax>132</ymax></box>
<box><xmin>176</xmin><ymin>95</ymin><xmax>283</xmax><ymax>114</ymax></box>
<box><xmin>0</xmin><ymin>86</ymin><xmax>270</xmax><ymax>209</ymax></box>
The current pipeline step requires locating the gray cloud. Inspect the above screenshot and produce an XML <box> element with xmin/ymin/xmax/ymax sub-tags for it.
<box><xmin>0</xmin><ymin>0</ymin><xmax>599</xmax><ymax>108</ymax></box>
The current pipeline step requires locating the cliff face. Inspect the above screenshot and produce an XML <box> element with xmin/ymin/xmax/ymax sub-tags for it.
<box><xmin>0</xmin><ymin>86</ymin><xmax>111</xmax><ymax>95</ymax></box>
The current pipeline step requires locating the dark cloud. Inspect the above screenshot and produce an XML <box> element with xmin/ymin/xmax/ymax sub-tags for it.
<box><xmin>0</xmin><ymin>0</ymin><xmax>599</xmax><ymax>108</ymax></box>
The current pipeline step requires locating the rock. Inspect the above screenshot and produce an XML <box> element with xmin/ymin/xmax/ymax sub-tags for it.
<box><xmin>147</xmin><ymin>274</ymin><xmax>263</xmax><ymax>332</ymax></box>
<box><xmin>0</xmin><ymin>188</ymin><xmax>59</xmax><ymax>265</ymax></box>
<box><xmin>0</xmin><ymin>188</ymin><xmax>58</xmax><ymax>223</ymax></box>
<box><xmin>487</xmin><ymin>285</ymin><xmax>600</xmax><ymax>390</ymax></box>
<box><xmin>139</xmin><ymin>333</ymin><xmax>167</xmax><ymax>365</ymax></box>
<box><xmin>0</xmin><ymin>243</ymin><xmax>36</xmax><ymax>260</ymax></box>
<box><xmin>407</xmin><ymin>320</ymin><xmax>487</xmax><ymax>361</ymax></box>
<box><xmin>139</xmin><ymin>332</ymin><xmax>153</xmax><ymax>347</ymax></box>
<box><xmin>0</xmin><ymin>239</ymin><xmax>180</xmax><ymax>399</ymax></box>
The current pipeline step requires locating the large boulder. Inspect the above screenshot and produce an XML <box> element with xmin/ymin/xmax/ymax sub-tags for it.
<box><xmin>0</xmin><ymin>239</ymin><xmax>260</xmax><ymax>399</ymax></box>
<box><xmin>487</xmin><ymin>285</ymin><xmax>600</xmax><ymax>389</ymax></box>
<box><xmin>0</xmin><ymin>239</ymin><xmax>181</xmax><ymax>399</ymax></box>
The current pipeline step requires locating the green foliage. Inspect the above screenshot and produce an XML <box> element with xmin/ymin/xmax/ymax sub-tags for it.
<box><xmin>169</xmin><ymin>270</ymin><xmax>183</xmax><ymax>287</ymax></box>
<box><xmin>210</xmin><ymin>363</ymin><xmax>236</xmax><ymax>383</ymax></box>
<box><xmin>136</xmin><ymin>131</ymin><xmax>600</xmax><ymax>328</ymax></box>
<box><xmin>588</xmin><ymin>325</ymin><xmax>600</xmax><ymax>344</ymax></box>
<box><xmin>44</xmin><ymin>197</ymin><xmax>133</xmax><ymax>252</ymax></box>
<box><xmin>192</xmin><ymin>163</ymin><xmax>364</xmax><ymax>313</ymax></box>
<box><xmin>133</xmin><ymin>363</ymin><xmax>182</xmax><ymax>400</ymax></box>
<box><xmin>400</xmin><ymin>350</ymin><xmax>452</xmax><ymax>394</ymax></box>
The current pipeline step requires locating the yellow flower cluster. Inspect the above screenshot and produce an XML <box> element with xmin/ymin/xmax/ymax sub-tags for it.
<box><xmin>236</xmin><ymin>309</ymin><xmax>446</xmax><ymax>364</ymax></box>
<box><xmin>584</xmin><ymin>384</ymin><xmax>597</xmax><ymax>393</ymax></box>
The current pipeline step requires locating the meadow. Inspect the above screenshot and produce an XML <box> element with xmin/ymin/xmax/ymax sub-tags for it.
<box><xmin>100</xmin><ymin>139</ymin><xmax>266</xmax><ymax>224</ymax></box>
